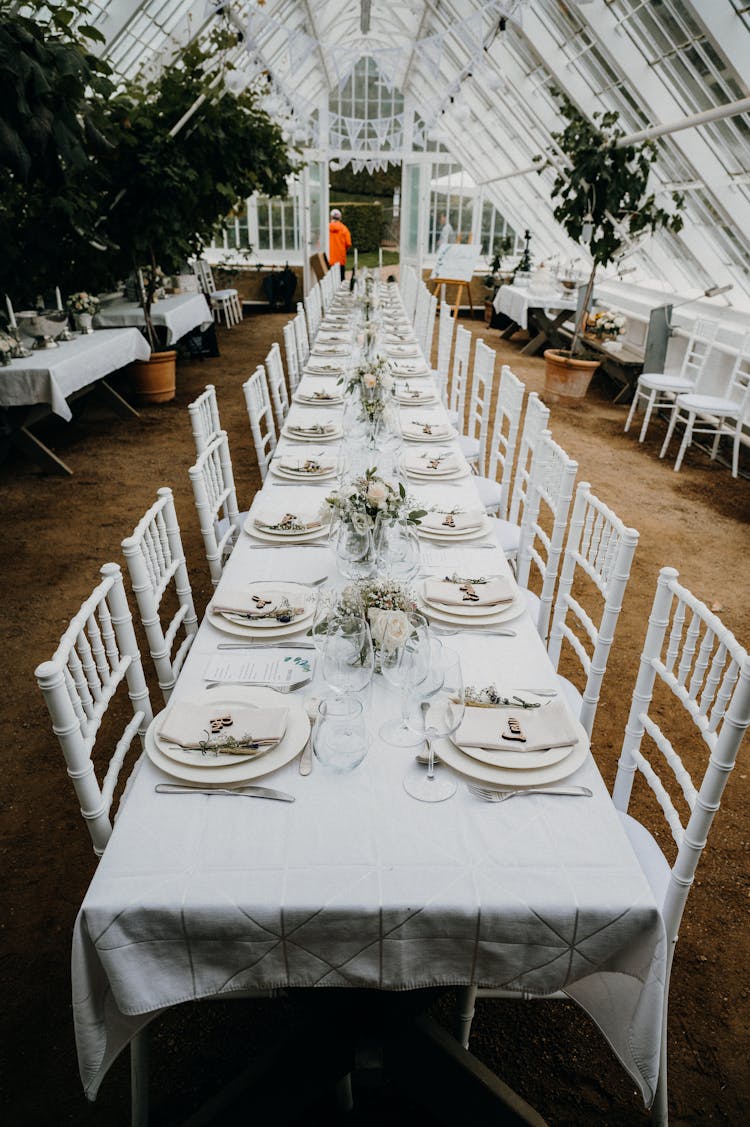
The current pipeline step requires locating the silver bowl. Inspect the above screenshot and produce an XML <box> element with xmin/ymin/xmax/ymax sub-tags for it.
<box><xmin>16</xmin><ymin>309</ymin><xmax>69</xmax><ymax>349</ymax></box>
<box><xmin>559</xmin><ymin>278</ymin><xmax>578</xmax><ymax>292</ymax></box>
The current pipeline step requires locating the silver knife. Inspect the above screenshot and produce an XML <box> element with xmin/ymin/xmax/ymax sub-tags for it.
<box><xmin>155</xmin><ymin>783</ymin><xmax>295</xmax><ymax>802</ymax></box>
<box><xmin>217</xmin><ymin>641</ymin><xmax>315</xmax><ymax>650</ymax></box>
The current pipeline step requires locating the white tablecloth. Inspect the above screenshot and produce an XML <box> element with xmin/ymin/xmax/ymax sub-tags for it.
<box><xmin>0</xmin><ymin>329</ymin><xmax>150</xmax><ymax>420</ymax></box>
<box><xmin>493</xmin><ymin>284</ymin><xmax>576</xmax><ymax>330</ymax></box>
<box><xmin>93</xmin><ymin>294</ymin><xmax>212</xmax><ymax>345</ymax></box>
<box><xmin>72</xmin><ymin>287</ymin><xmax>666</xmax><ymax>1108</ymax></box>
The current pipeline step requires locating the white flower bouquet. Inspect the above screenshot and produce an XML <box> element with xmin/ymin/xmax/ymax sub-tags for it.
<box><xmin>66</xmin><ymin>292</ymin><xmax>100</xmax><ymax>316</ymax></box>
<box><xmin>324</xmin><ymin>468</ymin><xmax>426</xmax><ymax>531</ymax></box>
<box><xmin>587</xmin><ymin>309</ymin><xmax>627</xmax><ymax>339</ymax></box>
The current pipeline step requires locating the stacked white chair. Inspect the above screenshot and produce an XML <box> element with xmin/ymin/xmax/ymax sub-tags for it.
<box><xmin>265</xmin><ymin>341</ymin><xmax>290</xmax><ymax>428</ymax></box>
<box><xmin>458</xmin><ymin>568</ymin><xmax>750</xmax><ymax>1127</ymax></box>
<box><xmin>293</xmin><ymin>305</ymin><xmax>310</xmax><ymax>370</ymax></box>
<box><xmin>194</xmin><ymin>259</ymin><xmax>242</xmax><ymax>328</ymax></box>
<box><xmin>242</xmin><ymin>363</ymin><xmax>277</xmax><ymax>482</ymax></box>
<box><xmin>488</xmin><ymin>392</ymin><xmax>551</xmax><ymax>560</ymax></box>
<box><xmin>474</xmin><ymin>363</ymin><xmax>526</xmax><ymax>516</ymax></box>
<box><xmin>516</xmin><ymin>433</ymin><xmax>579</xmax><ymax>643</ymax></box>
<box><xmin>188</xmin><ymin>431</ymin><xmax>242</xmax><ymax>586</ymax></box>
<box><xmin>187</xmin><ymin>384</ymin><xmax>222</xmax><ymax>458</ymax></box>
<box><xmin>430</xmin><ymin>301</ymin><xmax>456</xmax><ymax>408</ymax></box>
<box><xmin>547</xmin><ymin>482</ymin><xmax>640</xmax><ymax>738</ymax></box>
<box><xmin>35</xmin><ymin>562</ymin><xmax>154</xmax><ymax>1125</ymax></box>
<box><xmin>283</xmin><ymin>319</ymin><xmax>301</xmax><ymax>393</ymax></box>
<box><xmin>122</xmin><ymin>487</ymin><xmax>199</xmax><ymax>705</ymax></box>
<box><xmin>658</xmin><ymin>328</ymin><xmax>750</xmax><ymax>477</ymax></box>
<box><xmin>624</xmin><ymin>317</ymin><xmax>718</xmax><ymax>443</ymax></box>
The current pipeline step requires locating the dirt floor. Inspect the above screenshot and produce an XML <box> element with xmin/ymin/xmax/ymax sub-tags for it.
<box><xmin>1</xmin><ymin>305</ymin><xmax>749</xmax><ymax>1125</ymax></box>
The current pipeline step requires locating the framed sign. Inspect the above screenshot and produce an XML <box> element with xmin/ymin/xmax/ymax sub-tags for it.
<box><xmin>430</xmin><ymin>244</ymin><xmax>481</xmax><ymax>284</ymax></box>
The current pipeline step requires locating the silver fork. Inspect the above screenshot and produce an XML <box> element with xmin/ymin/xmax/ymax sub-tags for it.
<box><xmin>205</xmin><ymin>676</ymin><xmax>311</xmax><ymax>693</ymax></box>
<box><xmin>467</xmin><ymin>783</ymin><xmax>593</xmax><ymax>802</ymax></box>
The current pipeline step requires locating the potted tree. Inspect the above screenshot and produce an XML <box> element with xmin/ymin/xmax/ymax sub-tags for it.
<box><xmin>87</xmin><ymin>32</ymin><xmax>296</xmax><ymax>402</ymax></box>
<box><xmin>541</xmin><ymin>94</ymin><xmax>684</xmax><ymax>404</ymax></box>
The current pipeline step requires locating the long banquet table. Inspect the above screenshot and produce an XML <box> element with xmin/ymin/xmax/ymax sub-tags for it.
<box><xmin>72</xmin><ymin>283</ymin><xmax>667</xmax><ymax>1112</ymax></box>
<box><xmin>93</xmin><ymin>293</ymin><xmax>212</xmax><ymax>345</ymax></box>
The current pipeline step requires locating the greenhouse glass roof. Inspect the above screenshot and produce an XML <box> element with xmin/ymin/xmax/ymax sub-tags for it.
<box><xmin>82</xmin><ymin>1</ymin><xmax>750</xmax><ymax>307</ymax></box>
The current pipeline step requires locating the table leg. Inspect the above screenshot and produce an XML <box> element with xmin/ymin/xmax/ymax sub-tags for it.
<box><xmin>10</xmin><ymin>423</ymin><xmax>73</xmax><ymax>475</ymax></box>
<box><xmin>95</xmin><ymin>379</ymin><xmax>140</xmax><ymax>419</ymax></box>
<box><xmin>500</xmin><ymin>320</ymin><xmax>521</xmax><ymax>340</ymax></box>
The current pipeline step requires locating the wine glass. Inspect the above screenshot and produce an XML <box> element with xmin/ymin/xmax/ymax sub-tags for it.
<box><xmin>375</xmin><ymin>517</ymin><xmax>421</xmax><ymax>582</ymax></box>
<box><xmin>401</xmin><ymin>647</ymin><xmax>465</xmax><ymax>803</ymax></box>
<box><xmin>378</xmin><ymin>611</ymin><xmax>431</xmax><ymax>746</ymax></box>
<box><xmin>334</xmin><ymin>518</ymin><xmax>375</xmax><ymax>581</ymax></box>
<box><xmin>322</xmin><ymin>614</ymin><xmax>374</xmax><ymax>699</ymax></box>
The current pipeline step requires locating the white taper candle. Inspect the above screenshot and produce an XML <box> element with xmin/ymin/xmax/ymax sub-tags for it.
<box><xmin>6</xmin><ymin>295</ymin><xmax>17</xmax><ymax>329</ymax></box>
<box><xmin>55</xmin><ymin>286</ymin><xmax>63</xmax><ymax>311</ymax></box>
<box><xmin>354</xmin><ymin>248</ymin><xmax>358</xmax><ymax>273</ymax></box>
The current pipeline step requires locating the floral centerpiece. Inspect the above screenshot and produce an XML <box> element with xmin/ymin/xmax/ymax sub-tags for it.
<box><xmin>587</xmin><ymin>309</ymin><xmax>627</xmax><ymax>340</ymax></box>
<box><xmin>324</xmin><ymin>467</ymin><xmax>426</xmax><ymax>533</ymax></box>
<box><xmin>66</xmin><ymin>292</ymin><xmax>100</xmax><ymax>317</ymax></box>
<box><xmin>341</xmin><ymin>355</ymin><xmax>394</xmax><ymax>426</ymax></box>
<box><xmin>314</xmin><ymin>578</ymin><xmax>419</xmax><ymax>670</ymax></box>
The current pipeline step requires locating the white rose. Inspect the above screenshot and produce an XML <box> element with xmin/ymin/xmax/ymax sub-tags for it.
<box><xmin>367</xmin><ymin>480</ymin><xmax>388</xmax><ymax>508</ymax></box>
<box><xmin>381</xmin><ymin>373</ymin><xmax>393</xmax><ymax>391</ymax></box>
<box><xmin>363</xmin><ymin>372</ymin><xmax>377</xmax><ymax>389</ymax></box>
<box><xmin>367</xmin><ymin>607</ymin><xmax>387</xmax><ymax>646</ymax></box>
<box><xmin>381</xmin><ymin>610</ymin><xmax>410</xmax><ymax>652</ymax></box>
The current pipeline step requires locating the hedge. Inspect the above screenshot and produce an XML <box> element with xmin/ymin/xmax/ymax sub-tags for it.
<box><xmin>331</xmin><ymin>201</ymin><xmax>383</xmax><ymax>252</ymax></box>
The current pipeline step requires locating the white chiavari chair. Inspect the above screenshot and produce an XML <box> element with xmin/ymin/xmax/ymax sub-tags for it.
<box><xmin>462</xmin><ymin>338</ymin><xmax>496</xmax><ymax>473</ymax></box>
<box><xmin>401</xmin><ymin>265</ymin><xmax>419</xmax><ymax>322</ymax></box>
<box><xmin>294</xmin><ymin>303</ymin><xmax>310</xmax><ymax>368</ymax></box>
<box><xmin>265</xmin><ymin>341</ymin><xmax>290</xmax><ymax>427</ymax></box>
<box><xmin>194</xmin><ymin>259</ymin><xmax>242</xmax><ymax>327</ymax></box>
<box><xmin>488</xmin><ymin>392</ymin><xmax>551</xmax><ymax>560</ymax></box>
<box><xmin>242</xmin><ymin>363</ymin><xmax>277</xmax><ymax>482</ymax></box>
<box><xmin>458</xmin><ymin>569</ymin><xmax>750</xmax><ymax>1127</ymax></box>
<box><xmin>658</xmin><ymin>329</ymin><xmax>750</xmax><ymax>477</ymax></box>
<box><xmin>413</xmin><ymin>284</ymin><xmax>433</xmax><ymax>355</ymax></box>
<box><xmin>122</xmin><ymin>487</ymin><xmax>199</xmax><ymax>706</ymax></box>
<box><xmin>448</xmin><ymin>323</ymin><xmax>472</xmax><ymax>440</ymax></box>
<box><xmin>187</xmin><ymin>384</ymin><xmax>222</xmax><ymax>458</ymax></box>
<box><xmin>474</xmin><ymin>363</ymin><xmax>526</xmax><ymax>517</ymax></box>
<box><xmin>188</xmin><ymin>431</ymin><xmax>242</xmax><ymax>586</ymax></box>
<box><xmin>283</xmin><ymin>319</ymin><xmax>301</xmax><ymax>393</ymax></box>
<box><xmin>305</xmin><ymin>284</ymin><xmax>323</xmax><ymax>341</ymax></box>
<box><xmin>625</xmin><ymin>317</ymin><xmax>718</xmax><ymax>443</ymax></box>
<box><xmin>516</xmin><ymin>433</ymin><xmax>579</xmax><ymax>644</ymax></box>
<box><xmin>430</xmin><ymin>301</ymin><xmax>456</xmax><ymax>408</ymax></box>
<box><xmin>35</xmin><ymin>562</ymin><xmax>154</xmax><ymax>1125</ymax></box>
<box><xmin>547</xmin><ymin>482</ymin><xmax>639</xmax><ymax>738</ymax></box>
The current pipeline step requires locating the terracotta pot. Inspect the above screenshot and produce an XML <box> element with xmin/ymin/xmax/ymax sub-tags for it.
<box><xmin>543</xmin><ymin>349</ymin><xmax>600</xmax><ymax>405</ymax></box>
<box><xmin>129</xmin><ymin>350</ymin><xmax>177</xmax><ymax>404</ymax></box>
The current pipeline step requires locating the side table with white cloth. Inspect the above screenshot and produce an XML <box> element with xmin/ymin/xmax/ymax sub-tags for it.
<box><xmin>0</xmin><ymin>328</ymin><xmax>150</xmax><ymax>474</ymax></box>
<box><xmin>94</xmin><ymin>293</ymin><xmax>213</xmax><ymax>348</ymax></box>
<box><xmin>494</xmin><ymin>284</ymin><xmax>578</xmax><ymax>355</ymax></box>
<box><xmin>71</xmin><ymin>286</ymin><xmax>667</xmax><ymax>1122</ymax></box>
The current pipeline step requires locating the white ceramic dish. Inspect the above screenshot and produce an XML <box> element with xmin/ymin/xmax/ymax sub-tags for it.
<box><xmin>416</xmin><ymin>591</ymin><xmax>525</xmax><ymax>627</ymax></box>
<box><xmin>147</xmin><ymin>687</ymin><xmax>309</xmax><ymax>784</ymax></box>
<box><xmin>281</xmin><ymin>425</ymin><xmax>343</xmax><ymax>443</ymax></box>
<box><xmin>206</xmin><ymin>605</ymin><xmax>314</xmax><ymax>640</ymax></box>
<box><xmin>270</xmin><ymin>464</ymin><xmax>337</xmax><ymax>482</ymax></box>
<box><xmin>212</xmin><ymin>583</ymin><xmax>316</xmax><ymax>631</ymax></box>
<box><xmin>437</xmin><ymin>727</ymin><xmax>588</xmax><ymax>788</ymax></box>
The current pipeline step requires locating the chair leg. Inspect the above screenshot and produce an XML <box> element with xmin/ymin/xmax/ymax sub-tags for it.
<box><xmin>732</xmin><ymin>431</ymin><xmax>740</xmax><ymax>478</ymax></box>
<box><xmin>709</xmin><ymin>425</ymin><xmax>723</xmax><ymax>462</ymax></box>
<box><xmin>457</xmin><ymin>985</ymin><xmax>477</xmax><ymax>1049</ymax></box>
<box><xmin>658</xmin><ymin>405</ymin><xmax>680</xmax><ymax>459</ymax></box>
<box><xmin>638</xmin><ymin>390</ymin><xmax>658</xmax><ymax>443</ymax></box>
<box><xmin>130</xmin><ymin>1028</ymin><xmax>149</xmax><ymax>1127</ymax></box>
<box><xmin>624</xmin><ymin>387</ymin><xmax>641</xmax><ymax>433</ymax></box>
<box><xmin>673</xmin><ymin>413</ymin><xmax>695</xmax><ymax>472</ymax></box>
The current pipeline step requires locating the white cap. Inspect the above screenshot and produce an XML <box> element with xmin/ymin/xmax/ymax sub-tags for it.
<box><xmin>330</xmin><ymin>208</ymin><xmax>342</xmax><ymax>220</ymax></box>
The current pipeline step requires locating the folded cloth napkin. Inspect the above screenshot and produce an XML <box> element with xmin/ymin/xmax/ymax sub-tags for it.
<box><xmin>386</xmin><ymin>345</ymin><xmax>420</xmax><ymax>357</ymax></box>
<box><xmin>403</xmin><ymin>452</ymin><xmax>459</xmax><ymax>474</ymax></box>
<box><xmin>211</xmin><ymin>585</ymin><xmax>307</xmax><ymax>620</ymax></box>
<box><xmin>278</xmin><ymin>455</ymin><xmax>335</xmax><ymax>475</ymax></box>
<box><xmin>304</xmin><ymin>360</ymin><xmax>345</xmax><ymax>374</ymax></box>
<box><xmin>296</xmin><ymin>388</ymin><xmax>342</xmax><ymax>403</ymax></box>
<box><xmin>455</xmin><ymin>698</ymin><xmax>578</xmax><ymax>753</ymax></box>
<box><xmin>311</xmin><ymin>345</ymin><xmax>348</xmax><ymax>356</ymax></box>
<box><xmin>424</xmin><ymin>574</ymin><xmax>513</xmax><ymax>607</ymax></box>
<box><xmin>253</xmin><ymin>510</ymin><xmax>322</xmax><ymax>533</ymax></box>
<box><xmin>287</xmin><ymin>420</ymin><xmax>338</xmax><ymax>436</ymax></box>
<box><xmin>316</xmin><ymin>331</ymin><xmax>350</xmax><ymax>342</ymax></box>
<box><xmin>160</xmin><ymin>702</ymin><xmax>288</xmax><ymax>753</ymax></box>
<box><xmin>390</xmin><ymin>361</ymin><xmax>430</xmax><ymax>375</ymax></box>
<box><xmin>419</xmin><ymin>509</ymin><xmax>486</xmax><ymax>534</ymax></box>
<box><xmin>403</xmin><ymin>420</ymin><xmax>452</xmax><ymax>439</ymax></box>
<box><xmin>386</xmin><ymin>332</ymin><xmax>417</xmax><ymax>344</ymax></box>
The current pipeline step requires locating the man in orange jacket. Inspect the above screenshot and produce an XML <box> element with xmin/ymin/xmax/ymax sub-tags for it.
<box><xmin>328</xmin><ymin>208</ymin><xmax>352</xmax><ymax>272</ymax></box>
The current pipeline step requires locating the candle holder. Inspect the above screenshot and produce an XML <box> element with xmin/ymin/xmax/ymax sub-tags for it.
<box><xmin>9</xmin><ymin>327</ymin><xmax>33</xmax><ymax>358</ymax></box>
<box><xmin>15</xmin><ymin>310</ymin><xmax>69</xmax><ymax>349</ymax></box>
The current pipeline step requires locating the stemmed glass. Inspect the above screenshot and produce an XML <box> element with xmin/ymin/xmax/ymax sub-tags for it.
<box><xmin>401</xmin><ymin>647</ymin><xmax>465</xmax><ymax>803</ymax></box>
<box><xmin>334</xmin><ymin>518</ymin><xmax>375</xmax><ymax>581</ymax></box>
<box><xmin>374</xmin><ymin>515</ymin><xmax>421</xmax><ymax>582</ymax></box>
<box><xmin>378</xmin><ymin>611</ymin><xmax>431</xmax><ymax>746</ymax></box>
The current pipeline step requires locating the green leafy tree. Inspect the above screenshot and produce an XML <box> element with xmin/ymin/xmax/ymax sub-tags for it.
<box><xmin>546</xmin><ymin>93</ymin><xmax>685</xmax><ymax>356</ymax></box>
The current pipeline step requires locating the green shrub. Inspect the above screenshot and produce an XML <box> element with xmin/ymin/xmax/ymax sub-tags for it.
<box><xmin>331</xmin><ymin>201</ymin><xmax>383</xmax><ymax>252</ymax></box>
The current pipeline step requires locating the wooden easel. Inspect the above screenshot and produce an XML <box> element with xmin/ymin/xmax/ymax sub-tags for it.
<box><xmin>430</xmin><ymin>278</ymin><xmax>476</xmax><ymax>320</ymax></box>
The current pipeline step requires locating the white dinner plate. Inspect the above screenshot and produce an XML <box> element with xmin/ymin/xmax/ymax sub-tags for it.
<box><xmin>436</xmin><ymin>724</ymin><xmax>588</xmax><ymax>788</ymax></box>
<box><xmin>420</xmin><ymin>579</ymin><xmax>517</xmax><ymax>617</ymax></box>
<box><xmin>281</xmin><ymin>425</ymin><xmax>343</xmax><ymax>443</ymax></box>
<box><xmin>207</xmin><ymin>605</ymin><xmax>315</xmax><ymax>640</ymax></box>
<box><xmin>416</xmin><ymin>522</ymin><xmax>494</xmax><ymax>545</ymax></box>
<box><xmin>270</xmin><ymin>464</ymin><xmax>337</xmax><ymax>482</ymax></box>
<box><xmin>416</xmin><ymin>591</ymin><xmax>525</xmax><ymax>627</ymax></box>
<box><xmin>406</xmin><ymin>464</ymin><xmax>472</xmax><ymax>481</ymax></box>
<box><xmin>303</xmin><ymin>363</ymin><xmax>345</xmax><ymax>376</ymax></box>
<box><xmin>244</xmin><ymin>519</ymin><xmax>330</xmax><ymax>543</ymax></box>
<box><xmin>402</xmin><ymin>427</ymin><xmax>458</xmax><ymax>443</ymax></box>
<box><xmin>146</xmin><ymin>687</ymin><xmax>309</xmax><ymax>784</ymax></box>
<box><xmin>293</xmin><ymin>392</ymin><xmax>344</xmax><ymax>406</ymax></box>
<box><xmin>389</xmin><ymin>365</ymin><xmax>431</xmax><ymax>376</ymax></box>
<box><xmin>394</xmin><ymin>393</ymin><xmax>439</xmax><ymax>406</ymax></box>
<box><xmin>211</xmin><ymin>583</ymin><xmax>317</xmax><ymax>631</ymax></box>
<box><xmin>416</xmin><ymin>516</ymin><xmax>494</xmax><ymax>542</ymax></box>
